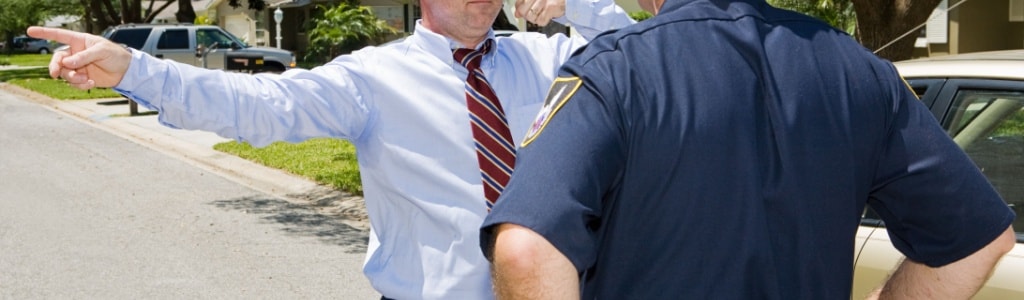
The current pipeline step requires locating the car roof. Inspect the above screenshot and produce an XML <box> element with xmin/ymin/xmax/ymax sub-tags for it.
<box><xmin>893</xmin><ymin>49</ymin><xmax>1024</xmax><ymax>81</ymax></box>
<box><xmin>111</xmin><ymin>23</ymin><xmax>217</xmax><ymax>29</ymax></box>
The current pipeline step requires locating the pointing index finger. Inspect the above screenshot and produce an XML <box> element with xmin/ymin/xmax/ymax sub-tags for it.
<box><xmin>27</xmin><ymin>26</ymin><xmax>91</xmax><ymax>52</ymax></box>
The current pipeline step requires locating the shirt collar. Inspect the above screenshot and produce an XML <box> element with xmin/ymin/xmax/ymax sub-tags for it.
<box><xmin>409</xmin><ymin>20</ymin><xmax>497</xmax><ymax>67</ymax></box>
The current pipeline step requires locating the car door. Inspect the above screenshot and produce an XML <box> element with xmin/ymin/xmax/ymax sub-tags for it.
<box><xmin>852</xmin><ymin>77</ymin><xmax>1024</xmax><ymax>299</ymax></box>
<box><xmin>152</xmin><ymin>28</ymin><xmax>197</xmax><ymax>67</ymax></box>
<box><xmin>196</xmin><ymin>28</ymin><xmax>239</xmax><ymax>70</ymax></box>
<box><xmin>935</xmin><ymin>79</ymin><xmax>1024</xmax><ymax>299</ymax></box>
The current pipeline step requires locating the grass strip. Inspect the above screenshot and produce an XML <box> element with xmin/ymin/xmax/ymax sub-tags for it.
<box><xmin>0</xmin><ymin>67</ymin><xmax>49</xmax><ymax>82</ymax></box>
<box><xmin>7</xmin><ymin>77</ymin><xmax>122</xmax><ymax>100</ymax></box>
<box><xmin>214</xmin><ymin>138</ymin><xmax>363</xmax><ymax>196</ymax></box>
<box><xmin>0</xmin><ymin>54</ymin><xmax>53</xmax><ymax>66</ymax></box>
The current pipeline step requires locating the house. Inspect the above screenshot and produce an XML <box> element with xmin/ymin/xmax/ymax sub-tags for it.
<box><xmin>44</xmin><ymin>15</ymin><xmax>86</xmax><ymax>32</ymax></box>
<box><xmin>914</xmin><ymin>0</ymin><xmax>1024</xmax><ymax>57</ymax></box>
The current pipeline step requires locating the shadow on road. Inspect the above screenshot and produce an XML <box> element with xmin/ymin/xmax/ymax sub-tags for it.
<box><xmin>209</xmin><ymin>195</ymin><xmax>369</xmax><ymax>254</ymax></box>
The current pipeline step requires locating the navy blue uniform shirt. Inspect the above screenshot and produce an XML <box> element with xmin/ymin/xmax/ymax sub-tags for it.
<box><xmin>481</xmin><ymin>0</ymin><xmax>1016</xmax><ymax>298</ymax></box>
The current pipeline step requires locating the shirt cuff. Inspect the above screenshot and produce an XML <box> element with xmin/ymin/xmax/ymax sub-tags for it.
<box><xmin>113</xmin><ymin>49</ymin><xmax>176</xmax><ymax>111</ymax></box>
<box><xmin>561</xmin><ymin>0</ymin><xmax>635</xmax><ymax>38</ymax></box>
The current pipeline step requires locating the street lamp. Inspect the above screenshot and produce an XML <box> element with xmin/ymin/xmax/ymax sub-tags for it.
<box><xmin>273</xmin><ymin>7</ymin><xmax>283</xmax><ymax>49</ymax></box>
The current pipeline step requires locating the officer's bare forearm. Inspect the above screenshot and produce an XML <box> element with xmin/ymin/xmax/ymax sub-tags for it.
<box><xmin>873</xmin><ymin>226</ymin><xmax>1015</xmax><ymax>299</ymax></box>
<box><xmin>490</xmin><ymin>223</ymin><xmax>579</xmax><ymax>299</ymax></box>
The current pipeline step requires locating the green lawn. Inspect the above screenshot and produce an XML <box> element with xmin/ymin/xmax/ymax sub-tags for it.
<box><xmin>0</xmin><ymin>67</ymin><xmax>49</xmax><ymax>81</ymax></box>
<box><xmin>7</xmin><ymin>77</ymin><xmax>122</xmax><ymax>99</ymax></box>
<box><xmin>0</xmin><ymin>53</ymin><xmax>122</xmax><ymax>100</ymax></box>
<box><xmin>214</xmin><ymin>138</ymin><xmax>363</xmax><ymax>196</ymax></box>
<box><xmin>0</xmin><ymin>53</ymin><xmax>52</xmax><ymax>67</ymax></box>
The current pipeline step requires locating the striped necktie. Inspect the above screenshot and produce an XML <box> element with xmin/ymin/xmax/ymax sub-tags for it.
<box><xmin>453</xmin><ymin>39</ymin><xmax>515</xmax><ymax>210</ymax></box>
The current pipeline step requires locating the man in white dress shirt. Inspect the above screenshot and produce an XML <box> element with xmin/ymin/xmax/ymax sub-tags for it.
<box><xmin>29</xmin><ymin>0</ymin><xmax>633</xmax><ymax>298</ymax></box>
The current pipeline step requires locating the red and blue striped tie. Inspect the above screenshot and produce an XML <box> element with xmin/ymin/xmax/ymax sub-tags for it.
<box><xmin>454</xmin><ymin>40</ymin><xmax>515</xmax><ymax>210</ymax></box>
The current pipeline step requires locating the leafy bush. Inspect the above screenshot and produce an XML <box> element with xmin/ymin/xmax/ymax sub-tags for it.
<box><xmin>629</xmin><ymin>11</ymin><xmax>653</xmax><ymax>21</ymax></box>
<box><xmin>305</xmin><ymin>3</ymin><xmax>398</xmax><ymax>63</ymax></box>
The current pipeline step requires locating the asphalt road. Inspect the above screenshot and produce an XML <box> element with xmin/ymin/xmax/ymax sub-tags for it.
<box><xmin>0</xmin><ymin>89</ymin><xmax>377</xmax><ymax>298</ymax></box>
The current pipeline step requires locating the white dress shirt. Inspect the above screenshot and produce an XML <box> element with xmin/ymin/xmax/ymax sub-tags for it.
<box><xmin>114</xmin><ymin>1</ymin><xmax>633</xmax><ymax>298</ymax></box>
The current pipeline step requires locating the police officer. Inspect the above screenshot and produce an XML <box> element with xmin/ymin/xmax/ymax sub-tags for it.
<box><xmin>480</xmin><ymin>0</ymin><xmax>1017</xmax><ymax>298</ymax></box>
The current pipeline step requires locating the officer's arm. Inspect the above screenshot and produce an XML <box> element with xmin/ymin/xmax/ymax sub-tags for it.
<box><xmin>490</xmin><ymin>223</ymin><xmax>579</xmax><ymax>299</ymax></box>
<box><xmin>867</xmin><ymin>226</ymin><xmax>1015</xmax><ymax>299</ymax></box>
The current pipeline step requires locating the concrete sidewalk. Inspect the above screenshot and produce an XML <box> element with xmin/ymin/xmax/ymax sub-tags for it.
<box><xmin>0</xmin><ymin>83</ymin><xmax>369</xmax><ymax>230</ymax></box>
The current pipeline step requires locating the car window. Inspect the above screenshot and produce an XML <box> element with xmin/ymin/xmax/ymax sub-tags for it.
<box><xmin>943</xmin><ymin>89</ymin><xmax>1024</xmax><ymax>238</ymax></box>
<box><xmin>157</xmin><ymin>29</ymin><xmax>189</xmax><ymax>50</ymax></box>
<box><xmin>108</xmin><ymin>28</ymin><xmax>152</xmax><ymax>50</ymax></box>
<box><xmin>196</xmin><ymin>29</ymin><xmax>236</xmax><ymax>50</ymax></box>
<box><xmin>904</xmin><ymin>78</ymin><xmax>945</xmax><ymax>108</ymax></box>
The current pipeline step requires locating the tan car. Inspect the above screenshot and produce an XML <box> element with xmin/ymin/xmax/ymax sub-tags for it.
<box><xmin>851</xmin><ymin>50</ymin><xmax>1024</xmax><ymax>299</ymax></box>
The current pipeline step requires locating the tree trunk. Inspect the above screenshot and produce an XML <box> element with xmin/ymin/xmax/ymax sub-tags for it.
<box><xmin>129</xmin><ymin>0</ymin><xmax>143</xmax><ymax>23</ymax></box>
<box><xmin>119</xmin><ymin>0</ymin><xmax>130</xmax><ymax>23</ymax></box>
<box><xmin>80</xmin><ymin>0</ymin><xmax>94</xmax><ymax>33</ymax></box>
<box><xmin>176</xmin><ymin>0</ymin><xmax>196</xmax><ymax>23</ymax></box>
<box><xmin>88</xmin><ymin>0</ymin><xmax>117</xmax><ymax>34</ymax></box>
<box><xmin>851</xmin><ymin>0</ymin><xmax>940</xmax><ymax>61</ymax></box>
<box><xmin>101</xmin><ymin>0</ymin><xmax>121</xmax><ymax>24</ymax></box>
<box><xmin>144</xmin><ymin>1</ymin><xmax>178</xmax><ymax>24</ymax></box>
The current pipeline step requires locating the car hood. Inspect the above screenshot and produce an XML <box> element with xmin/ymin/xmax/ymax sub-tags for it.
<box><xmin>241</xmin><ymin>46</ymin><xmax>292</xmax><ymax>56</ymax></box>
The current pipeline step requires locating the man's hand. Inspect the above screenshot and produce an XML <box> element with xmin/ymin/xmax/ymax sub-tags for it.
<box><xmin>27</xmin><ymin>26</ymin><xmax>131</xmax><ymax>90</ymax></box>
<box><xmin>514</xmin><ymin>0</ymin><xmax>566</xmax><ymax>26</ymax></box>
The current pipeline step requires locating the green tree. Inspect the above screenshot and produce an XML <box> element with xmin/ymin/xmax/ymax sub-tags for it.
<box><xmin>79</xmin><ymin>0</ymin><xmax>266</xmax><ymax>33</ymax></box>
<box><xmin>851</xmin><ymin>0</ymin><xmax>942</xmax><ymax>61</ymax></box>
<box><xmin>628</xmin><ymin>11</ymin><xmax>653</xmax><ymax>22</ymax></box>
<box><xmin>81</xmin><ymin>0</ymin><xmax>174</xmax><ymax>33</ymax></box>
<box><xmin>768</xmin><ymin>0</ymin><xmax>942</xmax><ymax>61</ymax></box>
<box><xmin>305</xmin><ymin>3</ymin><xmax>397</xmax><ymax>62</ymax></box>
<box><xmin>768</xmin><ymin>0</ymin><xmax>856</xmax><ymax>34</ymax></box>
<box><xmin>175</xmin><ymin>0</ymin><xmax>267</xmax><ymax>24</ymax></box>
<box><xmin>0</xmin><ymin>0</ymin><xmax>77</xmax><ymax>54</ymax></box>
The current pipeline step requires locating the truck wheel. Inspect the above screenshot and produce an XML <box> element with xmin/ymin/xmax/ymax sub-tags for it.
<box><xmin>263</xmin><ymin>63</ymin><xmax>286</xmax><ymax>73</ymax></box>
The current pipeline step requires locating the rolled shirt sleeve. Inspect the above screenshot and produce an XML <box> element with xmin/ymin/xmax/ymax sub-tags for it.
<box><xmin>558</xmin><ymin>0</ymin><xmax>636</xmax><ymax>39</ymax></box>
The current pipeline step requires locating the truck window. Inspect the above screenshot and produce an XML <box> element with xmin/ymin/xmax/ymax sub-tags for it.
<box><xmin>157</xmin><ymin>29</ymin><xmax>189</xmax><ymax>50</ymax></box>
<box><xmin>197</xmin><ymin>28</ymin><xmax>238</xmax><ymax>49</ymax></box>
<box><xmin>108</xmin><ymin>28</ymin><xmax>152</xmax><ymax>50</ymax></box>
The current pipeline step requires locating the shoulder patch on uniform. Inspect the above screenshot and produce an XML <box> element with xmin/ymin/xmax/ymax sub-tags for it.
<box><xmin>521</xmin><ymin>76</ymin><xmax>583</xmax><ymax>147</ymax></box>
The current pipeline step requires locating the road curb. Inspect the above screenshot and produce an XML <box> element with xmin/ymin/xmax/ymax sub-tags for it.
<box><xmin>0</xmin><ymin>83</ymin><xmax>368</xmax><ymax>229</ymax></box>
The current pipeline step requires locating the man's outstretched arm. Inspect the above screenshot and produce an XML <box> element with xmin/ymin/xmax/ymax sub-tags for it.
<box><xmin>490</xmin><ymin>223</ymin><xmax>579</xmax><ymax>299</ymax></box>
<box><xmin>869</xmin><ymin>226</ymin><xmax>1016</xmax><ymax>299</ymax></box>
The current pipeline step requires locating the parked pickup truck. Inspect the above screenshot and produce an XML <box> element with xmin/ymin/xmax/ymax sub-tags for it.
<box><xmin>101</xmin><ymin>23</ymin><xmax>295</xmax><ymax>73</ymax></box>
